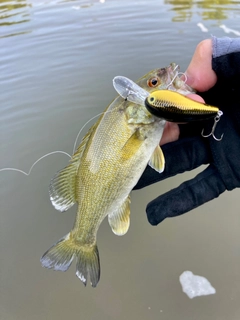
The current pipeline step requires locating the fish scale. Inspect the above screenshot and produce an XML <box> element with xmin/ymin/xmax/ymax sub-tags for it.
<box><xmin>40</xmin><ymin>63</ymin><xmax>219</xmax><ymax>287</ymax></box>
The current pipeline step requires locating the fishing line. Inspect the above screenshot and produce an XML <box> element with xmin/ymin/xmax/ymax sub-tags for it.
<box><xmin>72</xmin><ymin>107</ymin><xmax>119</xmax><ymax>153</ymax></box>
<box><xmin>0</xmin><ymin>108</ymin><xmax>116</xmax><ymax>177</ymax></box>
<box><xmin>1</xmin><ymin>68</ymin><xmax>188</xmax><ymax>178</ymax></box>
<box><xmin>166</xmin><ymin>64</ymin><xmax>188</xmax><ymax>89</ymax></box>
<box><xmin>0</xmin><ymin>151</ymin><xmax>71</xmax><ymax>176</ymax></box>
<box><xmin>0</xmin><ymin>69</ymin><xmax>188</xmax><ymax>177</ymax></box>
<box><xmin>178</xmin><ymin>72</ymin><xmax>187</xmax><ymax>83</ymax></box>
<box><xmin>166</xmin><ymin>64</ymin><xmax>180</xmax><ymax>89</ymax></box>
<box><xmin>73</xmin><ymin>111</ymin><xmax>105</xmax><ymax>153</ymax></box>
<box><xmin>0</xmin><ymin>68</ymin><xmax>189</xmax><ymax>178</ymax></box>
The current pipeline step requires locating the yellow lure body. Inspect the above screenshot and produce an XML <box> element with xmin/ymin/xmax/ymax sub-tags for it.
<box><xmin>145</xmin><ymin>90</ymin><xmax>219</xmax><ymax>122</ymax></box>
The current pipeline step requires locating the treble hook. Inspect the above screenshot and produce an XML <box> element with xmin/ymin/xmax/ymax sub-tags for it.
<box><xmin>201</xmin><ymin>111</ymin><xmax>224</xmax><ymax>141</ymax></box>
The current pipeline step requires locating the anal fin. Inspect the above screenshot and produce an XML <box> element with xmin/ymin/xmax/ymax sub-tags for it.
<box><xmin>108</xmin><ymin>195</ymin><xmax>131</xmax><ymax>236</ymax></box>
<box><xmin>148</xmin><ymin>145</ymin><xmax>165</xmax><ymax>173</ymax></box>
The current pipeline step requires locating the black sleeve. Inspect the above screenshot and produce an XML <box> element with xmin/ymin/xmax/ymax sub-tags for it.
<box><xmin>134</xmin><ymin>37</ymin><xmax>240</xmax><ymax>225</ymax></box>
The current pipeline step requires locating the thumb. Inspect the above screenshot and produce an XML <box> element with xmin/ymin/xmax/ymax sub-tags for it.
<box><xmin>146</xmin><ymin>165</ymin><xmax>226</xmax><ymax>225</ymax></box>
<box><xmin>184</xmin><ymin>39</ymin><xmax>217</xmax><ymax>92</ymax></box>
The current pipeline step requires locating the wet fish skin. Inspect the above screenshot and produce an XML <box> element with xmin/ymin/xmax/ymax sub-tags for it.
<box><xmin>136</xmin><ymin>63</ymin><xmax>195</xmax><ymax>95</ymax></box>
<box><xmin>40</xmin><ymin>63</ymin><xmax>219</xmax><ymax>287</ymax></box>
<box><xmin>41</xmin><ymin>66</ymin><xmax>183</xmax><ymax>287</ymax></box>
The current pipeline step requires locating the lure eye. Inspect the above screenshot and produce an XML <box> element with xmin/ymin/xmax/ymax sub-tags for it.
<box><xmin>147</xmin><ymin>77</ymin><xmax>160</xmax><ymax>88</ymax></box>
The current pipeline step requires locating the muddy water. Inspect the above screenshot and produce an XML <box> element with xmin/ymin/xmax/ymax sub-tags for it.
<box><xmin>1</xmin><ymin>1</ymin><xmax>240</xmax><ymax>319</ymax></box>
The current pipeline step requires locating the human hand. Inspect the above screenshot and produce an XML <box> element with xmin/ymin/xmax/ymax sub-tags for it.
<box><xmin>160</xmin><ymin>39</ymin><xmax>216</xmax><ymax>145</ymax></box>
<box><xmin>135</xmin><ymin>36</ymin><xmax>240</xmax><ymax>225</ymax></box>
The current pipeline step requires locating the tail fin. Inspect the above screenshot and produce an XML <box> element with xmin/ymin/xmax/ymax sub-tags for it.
<box><xmin>76</xmin><ymin>245</ymin><xmax>100</xmax><ymax>287</ymax></box>
<box><xmin>40</xmin><ymin>233</ymin><xmax>100</xmax><ymax>287</ymax></box>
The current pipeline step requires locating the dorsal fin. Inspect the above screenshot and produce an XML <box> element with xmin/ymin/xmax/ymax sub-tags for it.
<box><xmin>49</xmin><ymin>122</ymin><xmax>98</xmax><ymax>212</ymax></box>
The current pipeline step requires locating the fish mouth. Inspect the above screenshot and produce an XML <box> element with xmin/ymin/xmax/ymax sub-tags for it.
<box><xmin>155</xmin><ymin>63</ymin><xmax>195</xmax><ymax>95</ymax></box>
<box><xmin>148</xmin><ymin>64</ymin><xmax>218</xmax><ymax>122</ymax></box>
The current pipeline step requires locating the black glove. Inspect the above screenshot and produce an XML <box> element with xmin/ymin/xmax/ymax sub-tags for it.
<box><xmin>134</xmin><ymin>38</ymin><xmax>240</xmax><ymax>225</ymax></box>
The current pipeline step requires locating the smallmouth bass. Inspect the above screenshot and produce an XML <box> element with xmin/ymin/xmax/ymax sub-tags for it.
<box><xmin>41</xmin><ymin>64</ymin><xmax>219</xmax><ymax>287</ymax></box>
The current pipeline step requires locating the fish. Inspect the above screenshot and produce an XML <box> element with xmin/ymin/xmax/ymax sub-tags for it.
<box><xmin>40</xmin><ymin>63</ymin><xmax>216</xmax><ymax>287</ymax></box>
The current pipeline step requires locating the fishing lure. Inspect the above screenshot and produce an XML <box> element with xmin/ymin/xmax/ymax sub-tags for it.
<box><xmin>113</xmin><ymin>76</ymin><xmax>223</xmax><ymax>139</ymax></box>
<box><xmin>145</xmin><ymin>90</ymin><xmax>219</xmax><ymax>122</ymax></box>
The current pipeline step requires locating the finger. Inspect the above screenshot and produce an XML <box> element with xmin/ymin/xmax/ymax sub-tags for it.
<box><xmin>135</xmin><ymin>135</ymin><xmax>211</xmax><ymax>189</ymax></box>
<box><xmin>186</xmin><ymin>93</ymin><xmax>205</xmax><ymax>104</ymax></box>
<box><xmin>146</xmin><ymin>165</ymin><xmax>226</xmax><ymax>225</ymax></box>
<box><xmin>160</xmin><ymin>122</ymin><xmax>180</xmax><ymax>145</ymax></box>
<box><xmin>185</xmin><ymin>39</ymin><xmax>217</xmax><ymax>92</ymax></box>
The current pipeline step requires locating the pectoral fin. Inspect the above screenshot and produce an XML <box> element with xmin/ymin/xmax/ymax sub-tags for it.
<box><xmin>148</xmin><ymin>145</ymin><xmax>165</xmax><ymax>173</ymax></box>
<box><xmin>108</xmin><ymin>195</ymin><xmax>131</xmax><ymax>236</ymax></box>
<box><xmin>121</xmin><ymin>130</ymin><xmax>145</xmax><ymax>161</ymax></box>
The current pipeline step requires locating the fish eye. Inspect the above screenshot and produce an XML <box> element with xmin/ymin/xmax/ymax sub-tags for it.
<box><xmin>147</xmin><ymin>77</ymin><xmax>160</xmax><ymax>88</ymax></box>
<box><xmin>149</xmin><ymin>97</ymin><xmax>155</xmax><ymax>102</ymax></box>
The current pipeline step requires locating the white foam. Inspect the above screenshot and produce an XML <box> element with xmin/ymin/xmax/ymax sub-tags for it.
<box><xmin>220</xmin><ymin>24</ymin><xmax>240</xmax><ymax>36</ymax></box>
<box><xmin>72</xmin><ymin>6</ymin><xmax>81</xmax><ymax>10</ymax></box>
<box><xmin>197</xmin><ymin>23</ymin><xmax>208</xmax><ymax>33</ymax></box>
<box><xmin>179</xmin><ymin>271</ymin><xmax>216</xmax><ymax>299</ymax></box>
